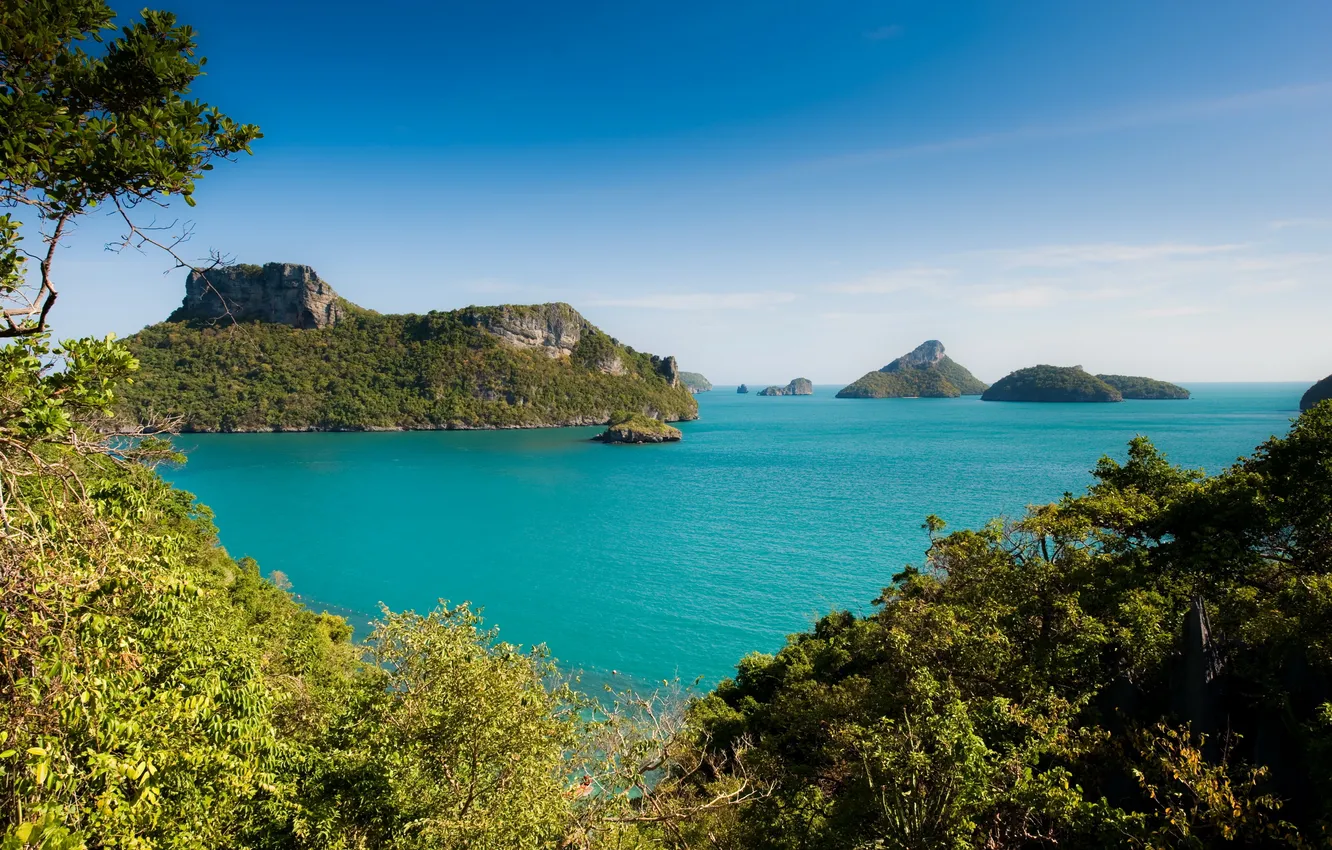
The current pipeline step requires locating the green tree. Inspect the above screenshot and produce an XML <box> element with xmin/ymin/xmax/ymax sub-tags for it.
<box><xmin>1</xmin><ymin>0</ymin><xmax>260</xmax><ymax>338</ymax></box>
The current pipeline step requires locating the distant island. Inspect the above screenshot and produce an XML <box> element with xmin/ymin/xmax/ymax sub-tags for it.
<box><xmin>982</xmin><ymin>365</ymin><xmax>1123</xmax><ymax>403</ymax></box>
<box><xmin>758</xmin><ymin>378</ymin><xmax>814</xmax><ymax>396</ymax></box>
<box><xmin>737</xmin><ymin>384</ymin><xmax>749</xmax><ymax>394</ymax></box>
<box><xmin>679</xmin><ymin>371</ymin><xmax>712</xmax><ymax>393</ymax></box>
<box><xmin>592</xmin><ymin>412</ymin><xmax>682</xmax><ymax>444</ymax></box>
<box><xmin>836</xmin><ymin>340</ymin><xmax>987</xmax><ymax>399</ymax></box>
<box><xmin>1302</xmin><ymin>375</ymin><xmax>1332</xmax><ymax>411</ymax></box>
<box><xmin>115</xmin><ymin>263</ymin><xmax>698</xmax><ymax>431</ymax></box>
<box><xmin>1096</xmin><ymin>374</ymin><xmax>1190</xmax><ymax>400</ymax></box>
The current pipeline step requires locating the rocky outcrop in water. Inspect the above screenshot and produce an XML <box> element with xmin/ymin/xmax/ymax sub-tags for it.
<box><xmin>169</xmin><ymin>263</ymin><xmax>345</xmax><ymax>329</ymax></box>
<box><xmin>759</xmin><ymin>378</ymin><xmax>813</xmax><ymax>396</ymax></box>
<box><xmin>737</xmin><ymin>384</ymin><xmax>749</xmax><ymax>394</ymax></box>
<box><xmin>593</xmin><ymin>413</ymin><xmax>682</xmax><ymax>444</ymax></box>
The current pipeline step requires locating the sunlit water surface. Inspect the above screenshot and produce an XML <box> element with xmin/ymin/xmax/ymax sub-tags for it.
<box><xmin>165</xmin><ymin>383</ymin><xmax>1305</xmax><ymax>687</ymax></box>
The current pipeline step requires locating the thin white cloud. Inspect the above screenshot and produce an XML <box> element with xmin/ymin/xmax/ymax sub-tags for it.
<box><xmin>590</xmin><ymin>291</ymin><xmax>797</xmax><ymax>310</ymax></box>
<box><xmin>1137</xmin><ymin>305</ymin><xmax>1214</xmax><ymax>319</ymax></box>
<box><xmin>992</xmin><ymin>242</ymin><xmax>1244</xmax><ymax>268</ymax></box>
<box><xmin>1269</xmin><ymin>218</ymin><xmax>1332</xmax><ymax>230</ymax></box>
<box><xmin>971</xmin><ymin>286</ymin><xmax>1059</xmax><ymax>309</ymax></box>
<box><xmin>823</xmin><ymin>266</ymin><xmax>954</xmax><ymax>294</ymax></box>
<box><xmin>805</xmin><ymin>80</ymin><xmax>1332</xmax><ymax>171</ymax></box>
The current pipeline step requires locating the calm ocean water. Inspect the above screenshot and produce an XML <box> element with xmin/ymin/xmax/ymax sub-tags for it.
<box><xmin>164</xmin><ymin>383</ymin><xmax>1306</xmax><ymax>687</ymax></box>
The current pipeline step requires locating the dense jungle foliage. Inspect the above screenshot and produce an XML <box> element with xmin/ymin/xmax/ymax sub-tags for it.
<box><xmin>836</xmin><ymin>357</ymin><xmax>987</xmax><ymax>399</ymax></box>
<box><xmin>981</xmin><ymin>365</ymin><xmax>1124</xmax><ymax>403</ymax></box>
<box><xmin>689</xmin><ymin>405</ymin><xmax>1332</xmax><ymax>848</ymax></box>
<box><xmin>1097</xmin><ymin>374</ymin><xmax>1192</xmax><ymax>400</ymax></box>
<box><xmin>116</xmin><ymin>309</ymin><xmax>698</xmax><ymax>432</ymax></box>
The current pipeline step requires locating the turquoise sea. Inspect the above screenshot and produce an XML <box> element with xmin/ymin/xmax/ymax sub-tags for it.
<box><xmin>165</xmin><ymin>383</ymin><xmax>1306</xmax><ymax>688</ymax></box>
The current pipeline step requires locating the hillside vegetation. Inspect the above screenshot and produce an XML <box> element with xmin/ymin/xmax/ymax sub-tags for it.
<box><xmin>1098</xmin><ymin>374</ymin><xmax>1191</xmax><ymax>399</ymax></box>
<box><xmin>7</xmin><ymin>3</ymin><xmax>1332</xmax><ymax>847</ymax></box>
<box><xmin>688</xmin><ymin>404</ymin><xmax>1332</xmax><ymax>847</ymax></box>
<box><xmin>982</xmin><ymin>365</ymin><xmax>1123</xmax><ymax>402</ymax></box>
<box><xmin>837</xmin><ymin>341</ymin><xmax>987</xmax><ymax>399</ymax></box>
<box><xmin>117</xmin><ymin>307</ymin><xmax>697</xmax><ymax>432</ymax></box>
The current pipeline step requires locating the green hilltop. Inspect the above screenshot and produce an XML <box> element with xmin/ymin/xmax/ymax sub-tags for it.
<box><xmin>836</xmin><ymin>340</ymin><xmax>987</xmax><ymax>398</ymax></box>
<box><xmin>1097</xmin><ymin>374</ymin><xmax>1190</xmax><ymax>399</ymax></box>
<box><xmin>116</xmin><ymin>264</ymin><xmax>697</xmax><ymax>432</ymax></box>
<box><xmin>982</xmin><ymin>365</ymin><xmax>1122</xmax><ymax>402</ymax></box>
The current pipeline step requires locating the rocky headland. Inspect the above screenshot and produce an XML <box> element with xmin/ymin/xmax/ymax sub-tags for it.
<box><xmin>680</xmin><ymin>372</ymin><xmax>712</xmax><ymax>393</ymax></box>
<box><xmin>836</xmin><ymin>340</ymin><xmax>987</xmax><ymax>398</ymax></box>
<box><xmin>117</xmin><ymin>263</ymin><xmax>697</xmax><ymax>432</ymax></box>
<box><xmin>1301</xmin><ymin>375</ymin><xmax>1332</xmax><ymax>411</ymax></box>
<box><xmin>758</xmin><ymin>378</ymin><xmax>814</xmax><ymax>396</ymax></box>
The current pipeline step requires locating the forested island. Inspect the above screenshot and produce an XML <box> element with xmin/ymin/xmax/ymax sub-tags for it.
<box><xmin>1097</xmin><ymin>373</ymin><xmax>1191</xmax><ymax>399</ymax></box>
<box><xmin>757</xmin><ymin>377</ymin><xmax>813</xmax><ymax>396</ymax></box>
<box><xmin>982</xmin><ymin>365</ymin><xmax>1124</xmax><ymax>402</ymax></box>
<box><xmin>6</xmin><ymin>4</ymin><xmax>1332</xmax><ymax>849</ymax></box>
<box><xmin>115</xmin><ymin>264</ymin><xmax>698</xmax><ymax>432</ymax></box>
<box><xmin>836</xmin><ymin>340</ymin><xmax>988</xmax><ymax>398</ymax></box>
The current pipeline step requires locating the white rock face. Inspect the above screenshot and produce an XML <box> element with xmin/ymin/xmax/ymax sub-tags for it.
<box><xmin>173</xmin><ymin>263</ymin><xmax>344</xmax><ymax>329</ymax></box>
<box><xmin>465</xmin><ymin>303</ymin><xmax>587</xmax><ymax>358</ymax></box>
<box><xmin>883</xmin><ymin>339</ymin><xmax>946</xmax><ymax>372</ymax></box>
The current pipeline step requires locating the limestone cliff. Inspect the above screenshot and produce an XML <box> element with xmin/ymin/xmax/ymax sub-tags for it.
<box><xmin>169</xmin><ymin>263</ymin><xmax>345</xmax><ymax>329</ymax></box>
<box><xmin>459</xmin><ymin>303</ymin><xmax>587</xmax><ymax>359</ymax></box>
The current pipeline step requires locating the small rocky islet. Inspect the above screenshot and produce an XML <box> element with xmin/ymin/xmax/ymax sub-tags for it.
<box><xmin>758</xmin><ymin>378</ymin><xmax>813</xmax><ymax>396</ymax></box>
<box><xmin>736</xmin><ymin>384</ymin><xmax>749</xmax><ymax>394</ymax></box>
<box><xmin>592</xmin><ymin>413</ymin><xmax>683</xmax><ymax>444</ymax></box>
<box><xmin>836</xmin><ymin>340</ymin><xmax>988</xmax><ymax>398</ymax></box>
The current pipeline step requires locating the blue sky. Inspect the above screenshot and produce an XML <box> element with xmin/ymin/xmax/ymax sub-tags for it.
<box><xmin>48</xmin><ymin>0</ymin><xmax>1332</xmax><ymax>382</ymax></box>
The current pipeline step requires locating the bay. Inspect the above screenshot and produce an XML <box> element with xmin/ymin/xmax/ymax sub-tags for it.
<box><xmin>164</xmin><ymin>383</ymin><xmax>1305</xmax><ymax>687</ymax></box>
